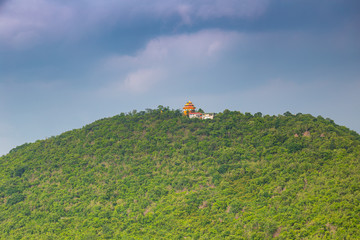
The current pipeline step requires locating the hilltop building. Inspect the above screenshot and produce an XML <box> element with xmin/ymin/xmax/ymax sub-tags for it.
<box><xmin>202</xmin><ymin>113</ymin><xmax>214</xmax><ymax>119</ymax></box>
<box><xmin>183</xmin><ymin>101</ymin><xmax>196</xmax><ymax>116</ymax></box>
<box><xmin>183</xmin><ymin>101</ymin><xmax>214</xmax><ymax>119</ymax></box>
<box><xmin>189</xmin><ymin>112</ymin><xmax>203</xmax><ymax>119</ymax></box>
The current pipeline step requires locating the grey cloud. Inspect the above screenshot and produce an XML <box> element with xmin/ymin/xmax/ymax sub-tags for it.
<box><xmin>0</xmin><ymin>0</ymin><xmax>269</xmax><ymax>46</ymax></box>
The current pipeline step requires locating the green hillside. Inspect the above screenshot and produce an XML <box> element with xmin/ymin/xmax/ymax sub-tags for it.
<box><xmin>1</xmin><ymin>107</ymin><xmax>360</xmax><ymax>239</ymax></box>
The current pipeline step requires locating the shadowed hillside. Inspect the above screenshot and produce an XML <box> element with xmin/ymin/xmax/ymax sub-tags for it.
<box><xmin>1</xmin><ymin>107</ymin><xmax>360</xmax><ymax>239</ymax></box>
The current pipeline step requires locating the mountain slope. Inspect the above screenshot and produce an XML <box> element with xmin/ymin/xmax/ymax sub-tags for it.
<box><xmin>1</xmin><ymin>108</ymin><xmax>360</xmax><ymax>239</ymax></box>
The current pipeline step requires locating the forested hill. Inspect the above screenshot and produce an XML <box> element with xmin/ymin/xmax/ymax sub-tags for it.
<box><xmin>1</xmin><ymin>108</ymin><xmax>360</xmax><ymax>239</ymax></box>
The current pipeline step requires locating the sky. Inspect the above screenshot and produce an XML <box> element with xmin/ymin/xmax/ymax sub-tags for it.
<box><xmin>1</xmin><ymin>0</ymin><xmax>360</xmax><ymax>156</ymax></box>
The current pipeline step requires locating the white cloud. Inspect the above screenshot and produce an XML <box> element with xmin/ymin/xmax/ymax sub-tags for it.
<box><xmin>143</xmin><ymin>30</ymin><xmax>241</xmax><ymax>59</ymax></box>
<box><xmin>101</xmin><ymin>29</ymin><xmax>243</xmax><ymax>95</ymax></box>
<box><xmin>106</xmin><ymin>29</ymin><xmax>242</xmax><ymax>66</ymax></box>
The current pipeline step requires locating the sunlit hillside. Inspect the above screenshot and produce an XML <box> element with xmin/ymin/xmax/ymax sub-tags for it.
<box><xmin>1</xmin><ymin>107</ymin><xmax>359</xmax><ymax>239</ymax></box>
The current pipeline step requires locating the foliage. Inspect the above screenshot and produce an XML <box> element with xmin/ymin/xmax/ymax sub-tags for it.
<box><xmin>0</xmin><ymin>107</ymin><xmax>359</xmax><ymax>239</ymax></box>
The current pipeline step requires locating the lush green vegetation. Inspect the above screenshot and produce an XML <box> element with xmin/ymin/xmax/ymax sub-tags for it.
<box><xmin>1</xmin><ymin>107</ymin><xmax>360</xmax><ymax>239</ymax></box>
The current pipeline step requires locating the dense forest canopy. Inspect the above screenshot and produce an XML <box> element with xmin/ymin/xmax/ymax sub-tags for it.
<box><xmin>1</xmin><ymin>107</ymin><xmax>360</xmax><ymax>239</ymax></box>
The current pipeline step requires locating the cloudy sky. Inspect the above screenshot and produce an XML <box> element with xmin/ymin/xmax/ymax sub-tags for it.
<box><xmin>1</xmin><ymin>0</ymin><xmax>359</xmax><ymax>155</ymax></box>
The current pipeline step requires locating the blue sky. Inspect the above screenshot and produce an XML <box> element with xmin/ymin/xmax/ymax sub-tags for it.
<box><xmin>1</xmin><ymin>0</ymin><xmax>359</xmax><ymax>155</ymax></box>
